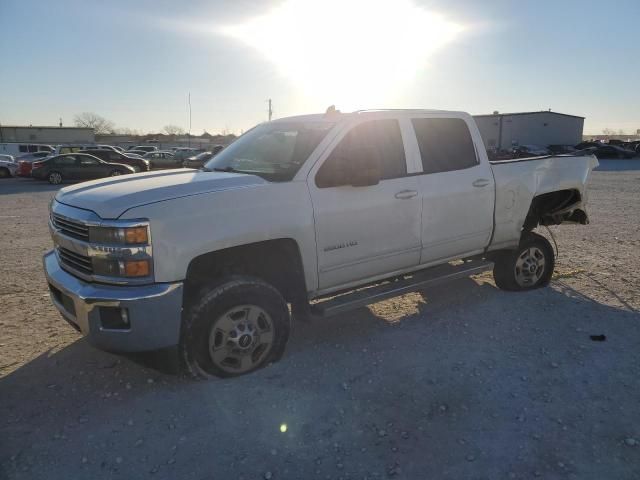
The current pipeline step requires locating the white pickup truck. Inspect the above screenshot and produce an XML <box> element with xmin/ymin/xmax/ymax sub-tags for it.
<box><xmin>44</xmin><ymin>109</ymin><xmax>598</xmax><ymax>378</ymax></box>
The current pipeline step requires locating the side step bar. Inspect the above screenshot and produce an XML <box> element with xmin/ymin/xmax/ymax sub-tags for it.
<box><xmin>311</xmin><ymin>260</ymin><xmax>493</xmax><ymax>317</ymax></box>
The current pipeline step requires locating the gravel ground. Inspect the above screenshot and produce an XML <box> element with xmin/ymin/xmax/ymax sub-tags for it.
<box><xmin>1</xmin><ymin>161</ymin><xmax>639</xmax><ymax>480</ymax></box>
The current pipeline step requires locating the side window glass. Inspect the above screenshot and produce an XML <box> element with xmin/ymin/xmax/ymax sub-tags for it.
<box><xmin>28</xmin><ymin>145</ymin><xmax>38</xmax><ymax>152</ymax></box>
<box><xmin>19</xmin><ymin>145</ymin><xmax>28</xmax><ymax>153</ymax></box>
<box><xmin>411</xmin><ymin>118</ymin><xmax>478</xmax><ymax>174</ymax></box>
<box><xmin>316</xmin><ymin>119</ymin><xmax>406</xmax><ymax>188</ymax></box>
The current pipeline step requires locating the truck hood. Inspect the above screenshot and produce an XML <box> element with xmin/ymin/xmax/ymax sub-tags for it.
<box><xmin>55</xmin><ymin>169</ymin><xmax>267</xmax><ymax>219</ymax></box>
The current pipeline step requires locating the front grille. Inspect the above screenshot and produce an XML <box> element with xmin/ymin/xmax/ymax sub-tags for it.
<box><xmin>52</xmin><ymin>214</ymin><xmax>90</xmax><ymax>241</ymax></box>
<box><xmin>58</xmin><ymin>247</ymin><xmax>93</xmax><ymax>275</ymax></box>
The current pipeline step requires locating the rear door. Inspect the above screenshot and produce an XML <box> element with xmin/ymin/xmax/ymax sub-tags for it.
<box><xmin>408</xmin><ymin>116</ymin><xmax>495</xmax><ymax>263</ymax></box>
<box><xmin>308</xmin><ymin>117</ymin><xmax>423</xmax><ymax>290</ymax></box>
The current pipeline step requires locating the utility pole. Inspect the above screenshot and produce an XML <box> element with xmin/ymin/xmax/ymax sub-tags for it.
<box><xmin>59</xmin><ymin>118</ymin><xmax>63</xmax><ymax>127</ymax></box>
<box><xmin>267</xmin><ymin>99</ymin><xmax>273</xmax><ymax>122</ymax></box>
<box><xmin>188</xmin><ymin>92</ymin><xmax>192</xmax><ymax>148</ymax></box>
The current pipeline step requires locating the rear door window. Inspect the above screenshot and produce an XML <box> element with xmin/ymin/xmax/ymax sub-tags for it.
<box><xmin>411</xmin><ymin>118</ymin><xmax>478</xmax><ymax>174</ymax></box>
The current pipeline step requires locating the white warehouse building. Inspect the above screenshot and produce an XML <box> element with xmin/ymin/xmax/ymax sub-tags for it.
<box><xmin>473</xmin><ymin>111</ymin><xmax>584</xmax><ymax>151</ymax></box>
<box><xmin>0</xmin><ymin>125</ymin><xmax>94</xmax><ymax>144</ymax></box>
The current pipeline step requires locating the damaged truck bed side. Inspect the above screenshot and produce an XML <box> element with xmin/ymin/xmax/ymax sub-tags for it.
<box><xmin>44</xmin><ymin>108</ymin><xmax>598</xmax><ymax>378</ymax></box>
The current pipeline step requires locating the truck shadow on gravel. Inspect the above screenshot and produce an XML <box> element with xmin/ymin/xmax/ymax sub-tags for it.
<box><xmin>2</xmin><ymin>278</ymin><xmax>640</xmax><ymax>479</ymax></box>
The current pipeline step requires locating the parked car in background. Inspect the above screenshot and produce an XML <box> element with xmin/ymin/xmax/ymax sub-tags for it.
<box><xmin>172</xmin><ymin>148</ymin><xmax>204</xmax><ymax>163</ymax></box>
<box><xmin>15</xmin><ymin>151</ymin><xmax>54</xmax><ymax>177</ymax></box>
<box><xmin>142</xmin><ymin>151</ymin><xmax>180</xmax><ymax>169</ymax></box>
<box><xmin>182</xmin><ymin>151</ymin><xmax>214</xmax><ymax>169</ymax></box>
<box><xmin>182</xmin><ymin>146</ymin><xmax>225</xmax><ymax>169</ymax></box>
<box><xmin>126</xmin><ymin>150</ymin><xmax>149</xmax><ymax>158</ymax></box>
<box><xmin>0</xmin><ymin>155</ymin><xmax>17</xmax><ymax>178</ymax></box>
<box><xmin>127</xmin><ymin>145</ymin><xmax>157</xmax><ymax>153</ymax></box>
<box><xmin>512</xmin><ymin>145</ymin><xmax>551</xmax><ymax>158</ymax></box>
<box><xmin>548</xmin><ymin>144</ymin><xmax>578</xmax><ymax>155</ymax></box>
<box><xmin>88</xmin><ymin>145</ymin><xmax>125</xmax><ymax>153</ymax></box>
<box><xmin>31</xmin><ymin>153</ymin><xmax>135</xmax><ymax>184</ymax></box>
<box><xmin>82</xmin><ymin>149</ymin><xmax>150</xmax><ymax>172</ymax></box>
<box><xmin>591</xmin><ymin>144</ymin><xmax>636</xmax><ymax>159</ymax></box>
<box><xmin>0</xmin><ymin>143</ymin><xmax>53</xmax><ymax>156</ymax></box>
<box><xmin>53</xmin><ymin>144</ymin><xmax>95</xmax><ymax>155</ymax></box>
<box><xmin>575</xmin><ymin>141</ymin><xmax>602</xmax><ymax>150</ymax></box>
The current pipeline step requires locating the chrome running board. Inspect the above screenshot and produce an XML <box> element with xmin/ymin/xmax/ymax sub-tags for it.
<box><xmin>312</xmin><ymin>260</ymin><xmax>493</xmax><ymax>317</ymax></box>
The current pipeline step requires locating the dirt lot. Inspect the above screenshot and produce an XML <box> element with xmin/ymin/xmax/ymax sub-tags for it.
<box><xmin>1</xmin><ymin>161</ymin><xmax>639</xmax><ymax>480</ymax></box>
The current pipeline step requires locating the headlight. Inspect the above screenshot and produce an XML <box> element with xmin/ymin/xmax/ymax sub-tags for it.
<box><xmin>87</xmin><ymin>222</ymin><xmax>153</xmax><ymax>281</ymax></box>
<box><xmin>89</xmin><ymin>225</ymin><xmax>149</xmax><ymax>245</ymax></box>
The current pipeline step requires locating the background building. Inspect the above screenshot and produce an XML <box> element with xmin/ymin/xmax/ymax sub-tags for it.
<box><xmin>0</xmin><ymin>125</ymin><xmax>94</xmax><ymax>144</ymax></box>
<box><xmin>473</xmin><ymin>111</ymin><xmax>584</xmax><ymax>150</ymax></box>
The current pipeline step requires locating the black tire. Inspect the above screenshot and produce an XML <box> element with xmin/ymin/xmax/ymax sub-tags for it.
<box><xmin>180</xmin><ymin>275</ymin><xmax>291</xmax><ymax>379</ymax></box>
<box><xmin>0</xmin><ymin>167</ymin><xmax>10</xmax><ymax>178</ymax></box>
<box><xmin>48</xmin><ymin>171</ymin><xmax>63</xmax><ymax>185</ymax></box>
<box><xmin>110</xmin><ymin>170</ymin><xmax>123</xmax><ymax>177</ymax></box>
<box><xmin>493</xmin><ymin>232</ymin><xmax>555</xmax><ymax>291</ymax></box>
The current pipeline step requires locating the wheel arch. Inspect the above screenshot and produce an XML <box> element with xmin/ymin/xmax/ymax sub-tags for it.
<box><xmin>184</xmin><ymin>238</ymin><xmax>308</xmax><ymax>308</ymax></box>
<box><xmin>522</xmin><ymin>188</ymin><xmax>588</xmax><ymax>231</ymax></box>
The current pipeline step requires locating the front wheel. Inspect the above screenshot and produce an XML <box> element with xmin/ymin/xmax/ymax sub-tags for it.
<box><xmin>48</xmin><ymin>171</ymin><xmax>63</xmax><ymax>184</ymax></box>
<box><xmin>180</xmin><ymin>276</ymin><xmax>291</xmax><ymax>379</ymax></box>
<box><xmin>493</xmin><ymin>232</ymin><xmax>555</xmax><ymax>291</ymax></box>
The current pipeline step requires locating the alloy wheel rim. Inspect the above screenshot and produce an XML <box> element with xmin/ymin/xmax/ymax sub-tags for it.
<box><xmin>50</xmin><ymin>173</ymin><xmax>62</xmax><ymax>184</ymax></box>
<box><xmin>208</xmin><ymin>305</ymin><xmax>275</xmax><ymax>374</ymax></box>
<box><xmin>514</xmin><ymin>246</ymin><xmax>546</xmax><ymax>287</ymax></box>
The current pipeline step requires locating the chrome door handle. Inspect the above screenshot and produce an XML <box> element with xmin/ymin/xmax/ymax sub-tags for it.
<box><xmin>472</xmin><ymin>179</ymin><xmax>490</xmax><ymax>188</ymax></box>
<box><xmin>395</xmin><ymin>190</ymin><xmax>418</xmax><ymax>199</ymax></box>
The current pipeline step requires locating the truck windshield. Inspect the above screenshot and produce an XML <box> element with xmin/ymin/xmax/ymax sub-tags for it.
<box><xmin>203</xmin><ymin>122</ymin><xmax>335</xmax><ymax>181</ymax></box>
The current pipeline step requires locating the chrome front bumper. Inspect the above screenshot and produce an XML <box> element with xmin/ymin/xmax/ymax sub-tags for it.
<box><xmin>43</xmin><ymin>250</ymin><xmax>184</xmax><ymax>352</ymax></box>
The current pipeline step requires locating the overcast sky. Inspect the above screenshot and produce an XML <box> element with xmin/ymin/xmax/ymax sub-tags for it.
<box><xmin>1</xmin><ymin>0</ymin><xmax>638</xmax><ymax>135</ymax></box>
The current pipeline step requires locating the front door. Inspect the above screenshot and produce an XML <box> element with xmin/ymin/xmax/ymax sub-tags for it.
<box><xmin>308</xmin><ymin>118</ymin><xmax>422</xmax><ymax>291</ymax></box>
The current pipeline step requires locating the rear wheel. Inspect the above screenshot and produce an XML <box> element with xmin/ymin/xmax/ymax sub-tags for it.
<box><xmin>180</xmin><ymin>276</ymin><xmax>291</xmax><ymax>379</ymax></box>
<box><xmin>493</xmin><ymin>232</ymin><xmax>554</xmax><ymax>291</ymax></box>
<box><xmin>0</xmin><ymin>167</ymin><xmax>10</xmax><ymax>178</ymax></box>
<box><xmin>48</xmin><ymin>171</ymin><xmax>63</xmax><ymax>185</ymax></box>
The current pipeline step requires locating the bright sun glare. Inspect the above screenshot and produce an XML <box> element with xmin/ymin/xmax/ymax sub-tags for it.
<box><xmin>218</xmin><ymin>0</ymin><xmax>463</xmax><ymax>110</ymax></box>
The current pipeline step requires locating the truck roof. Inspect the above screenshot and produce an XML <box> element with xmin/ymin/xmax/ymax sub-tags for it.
<box><xmin>273</xmin><ymin>109</ymin><xmax>468</xmax><ymax>124</ymax></box>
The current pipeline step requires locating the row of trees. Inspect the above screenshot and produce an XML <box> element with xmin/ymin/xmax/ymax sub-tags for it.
<box><xmin>73</xmin><ymin>112</ymin><xmax>186</xmax><ymax>136</ymax></box>
<box><xmin>601</xmin><ymin>128</ymin><xmax>630</xmax><ymax>136</ymax></box>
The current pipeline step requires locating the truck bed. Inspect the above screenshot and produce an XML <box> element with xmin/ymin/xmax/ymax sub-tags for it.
<box><xmin>489</xmin><ymin>153</ymin><xmax>599</xmax><ymax>250</ymax></box>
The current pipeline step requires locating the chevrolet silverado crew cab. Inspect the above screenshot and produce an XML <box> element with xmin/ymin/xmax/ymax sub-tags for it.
<box><xmin>44</xmin><ymin>109</ymin><xmax>598</xmax><ymax>379</ymax></box>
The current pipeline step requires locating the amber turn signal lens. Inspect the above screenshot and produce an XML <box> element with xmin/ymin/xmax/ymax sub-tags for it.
<box><xmin>125</xmin><ymin>227</ymin><xmax>148</xmax><ymax>244</ymax></box>
<box><xmin>123</xmin><ymin>260</ymin><xmax>150</xmax><ymax>277</ymax></box>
